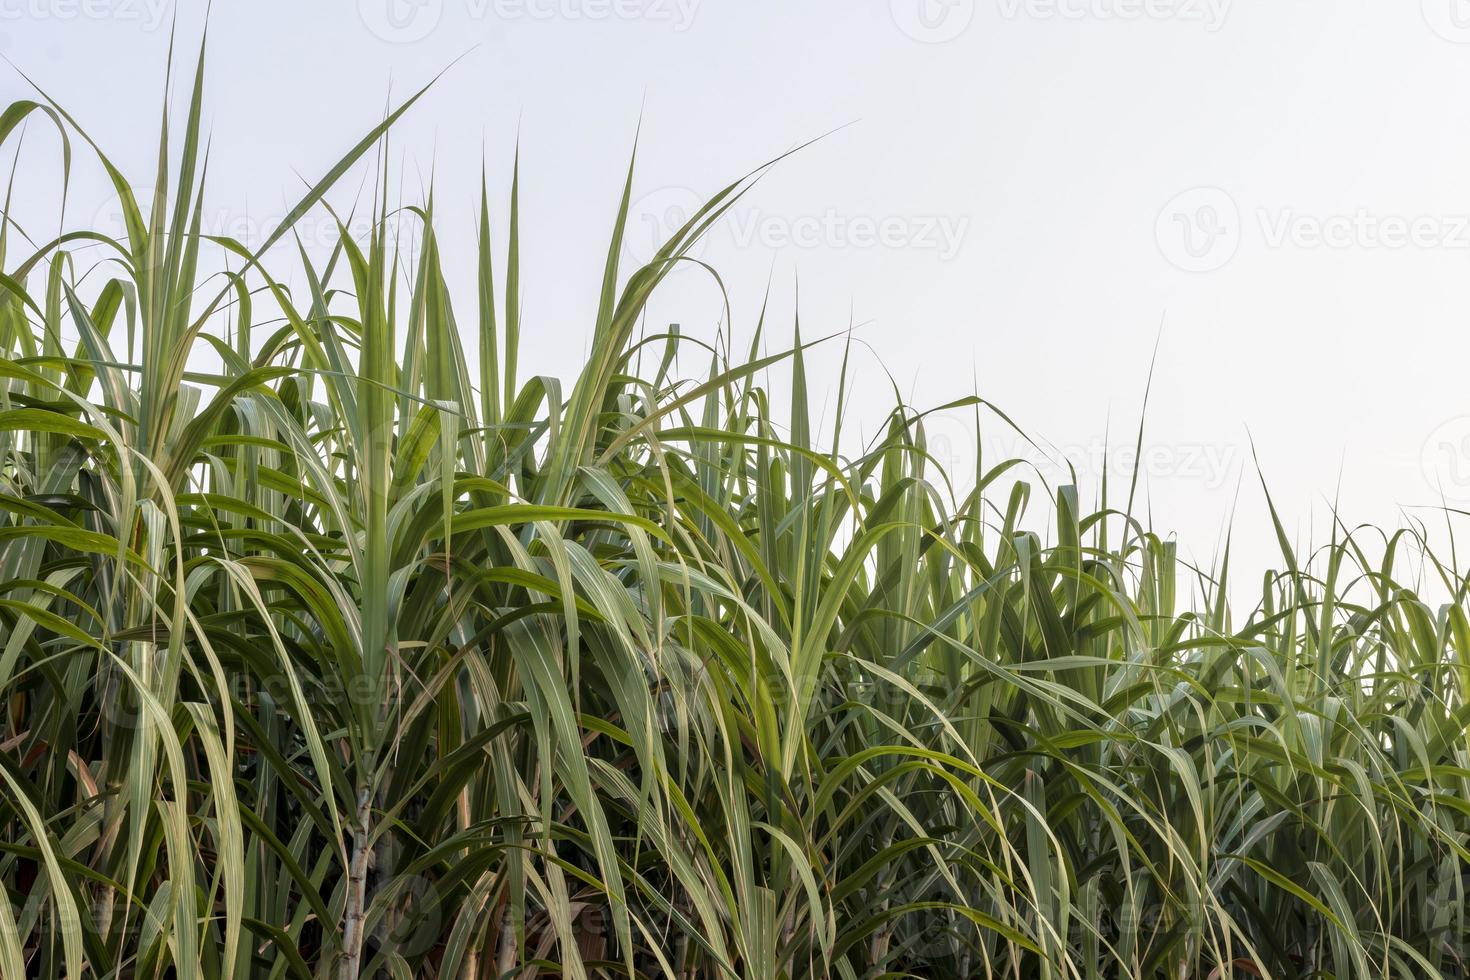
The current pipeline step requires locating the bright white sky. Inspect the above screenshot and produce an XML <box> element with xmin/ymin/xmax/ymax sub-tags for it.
<box><xmin>7</xmin><ymin>0</ymin><xmax>1470</xmax><ymax>594</ymax></box>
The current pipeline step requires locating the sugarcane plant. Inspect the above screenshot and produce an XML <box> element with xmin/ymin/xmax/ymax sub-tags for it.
<box><xmin>1</xmin><ymin>36</ymin><xmax>1468</xmax><ymax>980</ymax></box>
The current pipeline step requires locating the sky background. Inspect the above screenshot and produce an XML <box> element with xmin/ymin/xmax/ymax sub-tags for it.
<box><xmin>6</xmin><ymin>0</ymin><xmax>1470</xmax><ymax>593</ymax></box>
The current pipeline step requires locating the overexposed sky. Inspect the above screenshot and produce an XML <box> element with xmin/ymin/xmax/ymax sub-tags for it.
<box><xmin>7</xmin><ymin>0</ymin><xmax>1470</xmax><ymax>590</ymax></box>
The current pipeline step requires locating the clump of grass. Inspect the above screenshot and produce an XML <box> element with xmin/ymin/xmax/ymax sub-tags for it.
<box><xmin>1</xmin><ymin>40</ymin><xmax>1467</xmax><ymax>980</ymax></box>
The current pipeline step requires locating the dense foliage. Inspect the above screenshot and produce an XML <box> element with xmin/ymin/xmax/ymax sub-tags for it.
<box><xmin>2</xmin><ymin>46</ymin><xmax>1468</xmax><ymax>979</ymax></box>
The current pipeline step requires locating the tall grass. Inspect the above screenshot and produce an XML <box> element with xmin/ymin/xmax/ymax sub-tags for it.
<box><xmin>1</xmin><ymin>42</ymin><xmax>1468</xmax><ymax>979</ymax></box>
